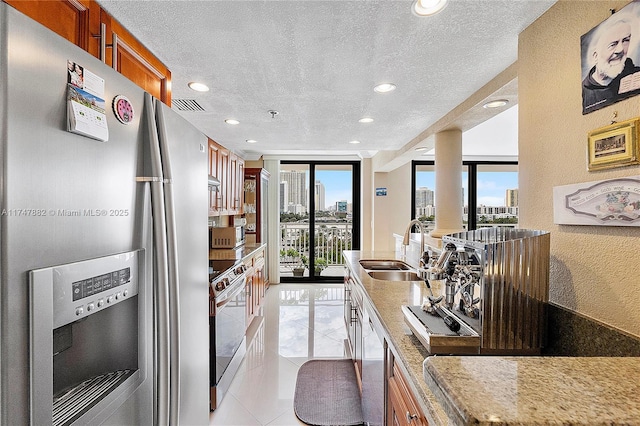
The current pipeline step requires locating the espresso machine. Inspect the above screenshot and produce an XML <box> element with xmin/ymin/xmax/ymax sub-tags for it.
<box><xmin>403</xmin><ymin>228</ymin><xmax>550</xmax><ymax>355</ymax></box>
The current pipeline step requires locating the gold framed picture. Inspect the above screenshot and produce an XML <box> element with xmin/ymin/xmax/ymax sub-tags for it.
<box><xmin>588</xmin><ymin>118</ymin><xmax>640</xmax><ymax>171</ymax></box>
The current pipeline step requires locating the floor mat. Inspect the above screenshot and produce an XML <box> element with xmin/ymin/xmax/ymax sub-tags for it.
<box><xmin>293</xmin><ymin>359</ymin><xmax>364</xmax><ymax>426</ymax></box>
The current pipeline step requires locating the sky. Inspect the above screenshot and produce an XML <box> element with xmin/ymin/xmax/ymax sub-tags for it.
<box><xmin>316</xmin><ymin>170</ymin><xmax>352</xmax><ymax>210</ymax></box>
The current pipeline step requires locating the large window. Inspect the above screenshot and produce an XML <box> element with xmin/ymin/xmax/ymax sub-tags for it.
<box><xmin>280</xmin><ymin>161</ymin><xmax>361</xmax><ymax>281</ymax></box>
<box><xmin>412</xmin><ymin>161</ymin><xmax>518</xmax><ymax>231</ymax></box>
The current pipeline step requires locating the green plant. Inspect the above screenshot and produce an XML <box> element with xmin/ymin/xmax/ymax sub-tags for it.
<box><xmin>314</xmin><ymin>257</ymin><xmax>328</xmax><ymax>274</ymax></box>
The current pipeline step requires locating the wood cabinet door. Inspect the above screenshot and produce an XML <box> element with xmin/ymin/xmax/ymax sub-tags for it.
<box><xmin>4</xmin><ymin>0</ymin><xmax>99</xmax><ymax>55</ymax></box>
<box><xmin>253</xmin><ymin>249</ymin><xmax>265</xmax><ymax>303</ymax></box>
<box><xmin>100</xmin><ymin>11</ymin><xmax>171</xmax><ymax>104</ymax></box>
<box><xmin>208</xmin><ymin>139</ymin><xmax>222</xmax><ymax>215</ymax></box>
<box><xmin>236</xmin><ymin>157</ymin><xmax>245</xmax><ymax>213</ymax></box>
<box><xmin>218</xmin><ymin>148</ymin><xmax>230</xmax><ymax>214</ymax></box>
<box><xmin>388</xmin><ymin>375</ymin><xmax>412</xmax><ymax>426</ymax></box>
<box><xmin>6</xmin><ymin>0</ymin><xmax>171</xmax><ymax>102</ymax></box>
<box><xmin>245</xmin><ymin>273</ymin><xmax>255</xmax><ymax>327</ymax></box>
<box><xmin>387</xmin><ymin>361</ymin><xmax>428</xmax><ymax>426</ymax></box>
<box><xmin>229</xmin><ymin>154</ymin><xmax>238</xmax><ymax>214</ymax></box>
<box><xmin>228</xmin><ymin>153</ymin><xmax>245</xmax><ymax>214</ymax></box>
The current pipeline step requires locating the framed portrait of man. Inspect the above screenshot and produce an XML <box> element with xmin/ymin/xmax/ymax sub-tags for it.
<box><xmin>581</xmin><ymin>0</ymin><xmax>640</xmax><ymax>114</ymax></box>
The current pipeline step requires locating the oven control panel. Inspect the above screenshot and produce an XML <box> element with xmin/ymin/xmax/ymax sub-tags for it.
<box><xmin>30</xmin><ymin>250</ymin><xmax>142</xmax><ymax>329</ymax></box>
<box><xmin>210</xmin><ymin>263</ymin><xmax>246</xmax><ymax>298</ymax></box>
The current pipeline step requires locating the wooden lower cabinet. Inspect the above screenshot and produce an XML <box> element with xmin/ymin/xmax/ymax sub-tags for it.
<box><xmin>387</xmin><ymin>358</ymin><xmax>428</xmax><ymax>426</ymax></box>
<box><xmin>245</xmin><ymin>247</ymin><xmax>266</xmax><ymax>328</ymax></box>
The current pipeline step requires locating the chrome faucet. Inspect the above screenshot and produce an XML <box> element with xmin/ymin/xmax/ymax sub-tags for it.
<box><xmin>402</xmin><ymin>219</ymin><xmax>429</xmax><ymax>267</ymax></box>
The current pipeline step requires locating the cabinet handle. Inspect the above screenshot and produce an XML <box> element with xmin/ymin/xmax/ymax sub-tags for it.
<box><xmin>406</xmin><ymin>411</ymin><xmax>418</xmax><ymax>423</ymax></box>
<box><xmin>112</xmin><ymin>32</ymin><xmax>119</xmax><ymax>70</ymax></box>
<box><xmin>100</xmin><ymin>23</ymin><xmax>107</xmax><ymax>63</ymax></box>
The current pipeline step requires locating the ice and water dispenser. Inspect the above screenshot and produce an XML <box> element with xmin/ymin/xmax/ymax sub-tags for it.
<box><xmin>30</xmin><ymin>250</ymin><xmax>149</xmax><ymax>426</ymax></box>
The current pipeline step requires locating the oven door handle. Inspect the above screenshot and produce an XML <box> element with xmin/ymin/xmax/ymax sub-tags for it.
<box><xmin>216</xmin><ymin>278</ymin><xmax>246</xmax><ymax>309</ymax></box>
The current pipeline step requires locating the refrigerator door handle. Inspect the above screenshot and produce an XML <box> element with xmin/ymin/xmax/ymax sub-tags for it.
<box><xmin>155</xmin><ymin>99</ymin><xmax>181</xmax><ymax>426</ymax></box>
<box><xmin>143</xmin><ymin>93</ymin><xmax>171</xmax><ymax>426</ymax></box>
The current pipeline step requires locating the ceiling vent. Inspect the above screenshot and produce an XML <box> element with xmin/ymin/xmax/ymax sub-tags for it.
<box><xmin>172</xmin><ymin>99</ymin><xmax>205</xmax><ymax>111</ymax></box>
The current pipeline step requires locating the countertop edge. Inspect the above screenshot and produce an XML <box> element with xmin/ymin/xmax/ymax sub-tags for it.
<box><xmin>343</xmin><ymin>250</ymin><xmax>450</xmax><ymax>426</ymax></box>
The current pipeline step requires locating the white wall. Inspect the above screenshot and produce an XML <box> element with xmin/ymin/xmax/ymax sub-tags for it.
<box><xmin>519</xmin><ymin>0</ymin><xmax>640</xmax><ymax>337</ymax></box>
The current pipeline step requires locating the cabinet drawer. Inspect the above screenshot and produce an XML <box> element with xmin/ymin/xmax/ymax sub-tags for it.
<box><xmin>389</xmin><ymin>360</ymin><xmax>428</xmax><ymax>426</ymax></box>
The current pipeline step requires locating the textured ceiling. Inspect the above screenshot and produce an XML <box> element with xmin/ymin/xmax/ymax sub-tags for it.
<box><xmin>96</xmin><ymin>0</ymin><xmax>556</xmax><ymax>161</ymax></box>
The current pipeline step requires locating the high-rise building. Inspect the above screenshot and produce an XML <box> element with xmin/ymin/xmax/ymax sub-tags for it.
<box><xmin>280</xmin><ymin>170</ymin><xmax>308</xmax><ymax>213</ymax></box>
<box><xmin>506</xmin><ymin>189</ymin><xmax>519</xmax><ymax>207</ymax></box>
<box><xmin>315</xmin><ymin>180</ymin><xmax>326</xmax><ymax>211</ymax></box>
<box><xmin>415</xmin><ymin>187</ymin><xmax>434</xmax><ymax>208</ymax></box>
<box><xmin>279</xmin><ymin>181</ymin><xmax>289</xmax><ymax>213</ymax></box>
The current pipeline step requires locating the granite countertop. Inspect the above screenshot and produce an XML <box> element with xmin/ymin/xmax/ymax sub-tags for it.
<box><xmin>423</xmin><ymin>356</ymin><xmax>640</xmax><ymax>425</ymax></box>
<box><xmin>343</xmin><ymin>250</ymin><xmax>449</xmax><ymax>425</ymax></box>
<box><xmin>343</xmin><ymin>250</ymin><xmax>640</xmax><ymax>426</ymax></box>
<box><xmin>209</xmin><ymin>243</ymin><xmax>265</xmax><ymax>262</ymax></box>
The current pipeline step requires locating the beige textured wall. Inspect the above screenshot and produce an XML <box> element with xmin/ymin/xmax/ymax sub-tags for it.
<box><xmin>519</xmin><ymin>0</ymin><xmax>640</xmax><ymax>337</ymax></box>
<box><xmin>361</xmin><ymin>158</ymin><xmax>374</xmax><ymax>251</ymax></box>
<box><xmin>373</xmin><ymin>162</ymin><xmax>412</xmax><ymax>251</ymax></box>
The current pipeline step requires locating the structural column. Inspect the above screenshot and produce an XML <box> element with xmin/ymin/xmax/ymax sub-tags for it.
<box><xmin>263</xmin><ymin>158</ymin><xmax>280</xmax><ymax>283</ymax></box>
<box><xmin>430</xmin><ymin>129</ymin><xmax>464</xmax><ymax>238</ymax></box>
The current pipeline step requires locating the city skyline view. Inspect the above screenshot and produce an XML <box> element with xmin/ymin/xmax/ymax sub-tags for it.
<box><xmin>282</xmin><ymin>169</ymin><xmax>517</xmax><ymax>212</ymax></box>
<box><xmin>416</xmin><ymin>171</ymin><xmax>518</xmax><ymax>207</ymax></box>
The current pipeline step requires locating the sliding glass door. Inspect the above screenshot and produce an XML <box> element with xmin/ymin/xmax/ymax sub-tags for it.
<box><xmin>280</xmin><ymin>161</ymin><xmax>360</xmax><ymax>281</ymax></box>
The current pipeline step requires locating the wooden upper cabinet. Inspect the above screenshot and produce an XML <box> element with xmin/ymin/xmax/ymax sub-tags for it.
<box><xmin>4</xmin><ymin>0</ymin><xmax>171</xmax><ymax>105</ymax></box>
<box><xmin>100</xmin><ymin>11</ymin><xmax>171</xmax><ymax>105</ymax></box>
<box><xmin>4</xmin><ymin>0</ymin><xmax>98</xmax><ymax>53</ymax></box>
<box><xmin>208</xmin><ymin>138</ymin><xmax>230</xmax><ymax>215</ymax></box>
<box><xmin>208</xmin><ymin>139</ymin><xmax>223</xmax><ymax>215</ymax></box>
<box><xmin>229</xmin><ymin>153</ymin><xmax>245</xmax><ymax>214</ymax></box>
<box><xmin>207</xmin><ymin>138</ymin><xmax>247</xmax><ymax>217</ymax></box>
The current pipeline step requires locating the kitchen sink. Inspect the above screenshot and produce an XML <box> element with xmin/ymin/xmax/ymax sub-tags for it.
<box><xmin>367</xmin><ymin>271</ymin><xmax>422</xmax><ymax>281</ymax></box>
<box><xmin>359</xmin><ymin>259</ymin><xmax>411</xmax><ymax>271</ymax></box>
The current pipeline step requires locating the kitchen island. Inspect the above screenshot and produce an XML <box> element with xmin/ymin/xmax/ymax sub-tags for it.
<box><xmin>343</xmin><ymin>250</ymin><xmax>640</xmax><ymax>425</ymax></box>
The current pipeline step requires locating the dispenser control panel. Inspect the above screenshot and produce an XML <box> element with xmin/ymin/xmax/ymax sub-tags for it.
<box><xmin>30</xmin><ymin>249</ymin><xmax>143</xmax><ymax>329</ymax></box>
<box><xmin>72</xmin><ymin>267</ymin><xmax>131</xmax><ymax>301</ymax></box>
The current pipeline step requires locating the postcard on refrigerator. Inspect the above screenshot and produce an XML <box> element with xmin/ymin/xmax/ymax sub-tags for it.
<box><xmin>66</xmin><ymin>61</ymin><xmax>108</xmax><ymax>141</ymax></box>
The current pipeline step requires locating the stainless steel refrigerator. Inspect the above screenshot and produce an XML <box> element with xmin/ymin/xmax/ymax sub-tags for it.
<box><xmin>0</xmin><ymin>4</ymin><xmax>209</xmax><ymax>425</ymax></box>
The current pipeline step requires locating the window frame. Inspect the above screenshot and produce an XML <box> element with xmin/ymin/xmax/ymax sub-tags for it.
<box><xmin>411</xmin><ymin>160</ymin><xmax>518</xmax><ymax>231</ymax></box>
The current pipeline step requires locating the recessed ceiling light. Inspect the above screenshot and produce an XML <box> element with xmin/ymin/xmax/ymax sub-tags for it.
<box><xmin>349</xmin><ymin>140</ymin><xmax>361</xmax><ymax>144</ymax></box>
<box><xmin>412</xmin><ymin>0</ymin><xmax>448</xmax><ymax>16</ymax></box>
<box><xmin>483</xmin><ymin>99</ymin><xmax>509</xmax><ymax>109</ymax></box>
<box><xmin>415</xmin><ymin>147</ymin><xmax>428</xmax><ymax>151</ymax></box>
<box><xmin>225</xmin><ymin>119</ymin><xmax>240</xmax><ymax>125</ymax></box>
<box><xmin>188</xmin><ymin>82</ymin><xmax>209</xmax><ymax>92</ymax></box>
<box><xmin>246</xmin><ymin>139</ymin><xmax>257</xmax><ymax>144</ymax></box>
<box><xmin>359</xmin><ymin>117</ymin><xmax>374</xmax><ymax>123</ymax></box>
<box><xmin>373</xmin><ymin>83</ymin><xmax>396</xmax><ymax>93</ymax></box>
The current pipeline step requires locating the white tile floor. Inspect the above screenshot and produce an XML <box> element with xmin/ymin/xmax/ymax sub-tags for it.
<box><xmin>209</xmin><ymin>283</ymin><xmax>348</xmax><ymax>426</ymax></box>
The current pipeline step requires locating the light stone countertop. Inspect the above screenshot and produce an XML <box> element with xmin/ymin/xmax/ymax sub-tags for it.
<box><xmin>208</xmin><ymin>243</ymin><xmax>265</xmax><ymax>262</ymax></box>
<box><xmin>423</xmin><ymin>356</ymin><xmax>640</xmax><ymax>425</ymax></box>
<box><xmin>343</xmin><ymin>250</ymin><xmax>450</xmax><ymax>425</ymax></box>
<box><xmin>343</xmin><ymin>250</ymin><xmax>640</xmax><ymax>426</ymax></box>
